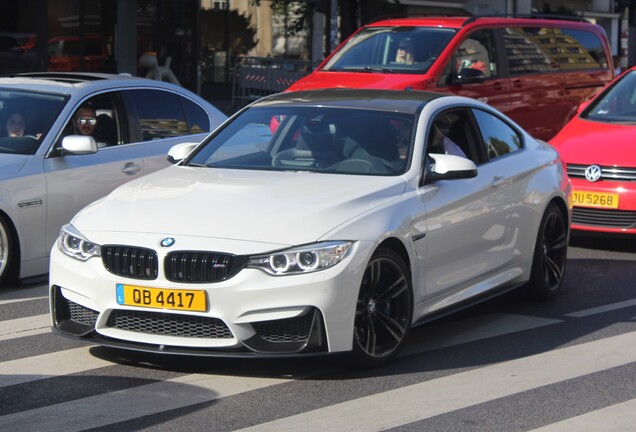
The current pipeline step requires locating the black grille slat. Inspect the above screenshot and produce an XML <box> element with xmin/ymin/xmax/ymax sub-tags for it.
<box><xmin>252</xmin><ymin>312</ymin><xmax>314</xmax><ymax>343</ymax></box>
<box><xmin>106</xmin><ymin>310</ymin><xmax>233</xmax><ymax>339</ymax></box>
<box><xmin>68</xmin><ymin>301</ymin><xmax>100</xmax><ymax>326</ymax></box>
<box><xmin>165</xmin><ymin>252</ymin><xmax>245</xmax><ymax>283</ymax></box>
<box><xmin>102</xmin><ymin>246</ymin><xmax>158</xmax><ymax>280</ymax></box>
<box><xmin>567</xmin><ymin>164</ymin><xmax>636</xmax><ymax>182</ymax></box>
<box><xmin>572</xmin><ymin>207</ymin><xmax>636</xmax><ymax>228</ymax></box>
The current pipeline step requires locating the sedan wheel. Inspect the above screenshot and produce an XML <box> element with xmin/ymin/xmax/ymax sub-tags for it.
<box><xmin>529</xmin><ymin>203</ymin><xmax>568</xmax><ymax>301</ymax></box>
<box><xmin>353</xmin><ymin>247</ymin><xmax>413</xmax><ymax>367</ymax></box>
<box><xmin>0</xmin><ymin>215</ymin><xmax>13</xmax><ymax>287</ymax></box>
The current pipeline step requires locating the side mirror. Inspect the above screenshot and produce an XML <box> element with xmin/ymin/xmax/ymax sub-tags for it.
<box><xmin>61</xmin><ymin>135</ymin><xmax>97</xmax><ymax>155</ymax></box>
<box><xmin>453</xmin><ymin>68</ymin><xmax>486</xmax><ymax>84</ymax></box>
<box><xmin>167</xmin><ymin>142</ymin><xmax>198</xmax><ymax>164</ymax></box>
<box><xmin>425</xmin><ymin>153</ymin><xmax>477</xmax><ymax>182</ymax></box>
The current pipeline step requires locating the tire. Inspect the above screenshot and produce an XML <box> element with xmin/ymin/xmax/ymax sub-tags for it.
<box><xmin>0</xmin><ymin>214</ymin><xmax>15</xmax><ymax>288</ymax></box>
<box><xmin>528</xmin><ymin>203</ymin><xmax>568</xmax><ymax>301</ymax></box>
<box><xmin>352</xmin><ymin>247</ymin><xmax>413</xmax><ymax>368</ymax></box>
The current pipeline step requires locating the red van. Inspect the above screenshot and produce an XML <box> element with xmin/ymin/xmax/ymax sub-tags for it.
<box><xmin>288</xmin><ymin>15</ymin><xmax>614</xmax><ymax>140</ymax></box>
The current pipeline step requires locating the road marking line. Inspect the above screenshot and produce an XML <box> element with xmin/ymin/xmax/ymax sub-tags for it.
<box><xmin>528</xmin><ymin>398</ymin><xmax>636</xmax><ymax>432</ymax></box>
<box><xmin>402</xmin><ymin>313</ymin><xmax>561</xmax><ymax>356</ymax></box>
<box><xmin>0</xmin><ymin>285</ymin><xmax>48</xmax><ymax>305</ymax></box>
<box><xmin>235</xmin><ymin>330</ymin><xmax>636</xmax><ymax>432</ymax></box>
<box><xmin>0</xmin><ymin>347</ymin><xmax>115</xmax><ymax>388</ymax></box>
<box><xmin>564</xmin><ymin>298</ymin><xmax>636</xmax><ymax>318</ymax></box>
<box><xmin>0</xmin><ymin>373</ymin><xmax>291</xmax><ymax>431</ymax></box>
<box><xmin>0</xmin><ymin>314</ymin><xmax>50</xmax><ymax>342</ymax></box>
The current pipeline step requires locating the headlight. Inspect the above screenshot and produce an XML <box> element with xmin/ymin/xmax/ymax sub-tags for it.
<box><xmin>58</xmin><ymin>224</ymin><xmax>101</xmax><ymax>261</ymax></box>
<box><xmin>247</xmin><ymin>241</ymin><xmax>352</xmax><ymax>275</ymax></box>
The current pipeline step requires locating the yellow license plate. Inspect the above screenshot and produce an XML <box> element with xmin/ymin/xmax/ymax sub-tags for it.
<box><xmin>116</xmin><ymin>284</ymin><xmax>207</xmax><ymax>312</ymax></box>
<box><xmin>572</xmin><ymin>190</ymin><xmax>619</xmax><ymax>209</ymax></box>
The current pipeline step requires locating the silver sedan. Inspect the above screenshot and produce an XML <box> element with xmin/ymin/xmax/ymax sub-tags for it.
<box><xmin>0</xmin><ymin>72</ymin><xmax>226</xmax><ymax>287</ymax></box>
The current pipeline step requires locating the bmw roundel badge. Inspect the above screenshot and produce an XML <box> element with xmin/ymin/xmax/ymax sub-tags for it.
<box><xmin>160</xmin><ymin>237</ymin><xmax>175</xmax><ymax>247</ymax></box>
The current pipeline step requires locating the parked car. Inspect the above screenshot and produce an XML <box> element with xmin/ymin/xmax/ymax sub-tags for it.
<box><xmin>47</xmin><ymin>35</ymin><xmax>109</xmax><ymax>72</ymax></box>
<box><xmin>550</xmin><ymin>66</ymin><xmax>636</xmax><ymax>234</ymax></box>
<box><xmin>0</xmin><ymin>72</ymin><xmax>227</xmax><ymax>287</ymax></box>
<box><xmin>287</xmin><ymin>15</ymin><xmax>613</xmax><ymax>141</ymax></box>
<box><xmin>0</xmin><ymin>33</ymin><xmax>37</xmax><ymax>75</ymax></box>
<box><xmin>49</xmin><ymin>88</ymin><xmax>570</xmax><ymax>366</ymax></box>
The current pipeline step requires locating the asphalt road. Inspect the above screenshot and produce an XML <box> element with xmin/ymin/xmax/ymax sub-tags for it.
<box><xmin>1</xmin><ymin>231</ymin><xmax>635</xmax><ymax>431</ymax></box>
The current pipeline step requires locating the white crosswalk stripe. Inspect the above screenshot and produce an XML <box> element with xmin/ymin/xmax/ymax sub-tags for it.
<box><xmin>528</xmin><ymin>398</ymin><xmax>636</xmax><ymax>432</ymax></box>
<box><xmin>0</xmin><ymin>313</ymin><xmax>51</xmax><ymax>342</ymax></box>
<box><xmin>2</xmin><ymin>293</ymin><xmax>636</xmax><ymax>431</ymax></box>
<box><xmin>0</xmin><ymin>374</ymin><xmax>291</xmax><ymax>431</ymax></box>
<box><xmin>235</xmin><ymin>331</ymin><xmax>636</xmax><ymax>432</ymax></box>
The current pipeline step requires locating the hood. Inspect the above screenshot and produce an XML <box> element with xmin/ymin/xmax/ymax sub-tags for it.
<box><xmin>0</xmin><ymin>154</ymin><xmax>28</xmax><ymax>180</ymax></box>
<box><xmin>74</xmin><ymin>166</ymin><xmax>406</xmax><ymax>247</ymax></box>
<box><xmin>550</xmin><ymin>118</ymin><xmax>636</xmax><ymax>167</ymax></box>
<box><xmin>288</xmin><ymin>71</ymin><xmax>430</xmax><ymax>92</ymax></box>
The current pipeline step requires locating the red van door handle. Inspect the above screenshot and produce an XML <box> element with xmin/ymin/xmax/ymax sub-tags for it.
<box><xmin>492</xmin><ymin>82</ymin><xmax>503</xmax><ymax>91</ymax></box>
<box><xmin>513</xmin><ymin>80</ymin><xmax>523</xmax><ymax>88</ymax></box>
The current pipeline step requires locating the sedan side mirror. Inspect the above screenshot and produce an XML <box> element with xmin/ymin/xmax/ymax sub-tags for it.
<box><xmin>61</xmin><ymin>135</ymin><xmax>97</xmax><ymax>155</ymax></box>
<box><xmin>167</xmin><ymin>142</ymin><xmax>198</xmax><ymax>164</ymax></box>
<box><xmin>425</xmin><ymin>153</ymin><xmax>478</xmax><ymax>182</ymax></box>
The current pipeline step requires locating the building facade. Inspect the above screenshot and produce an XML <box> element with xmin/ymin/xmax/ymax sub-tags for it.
<box><xmin>0</xmin><ymin>0</ymin><xmax>631</xmax><ymax>97</ymax></box>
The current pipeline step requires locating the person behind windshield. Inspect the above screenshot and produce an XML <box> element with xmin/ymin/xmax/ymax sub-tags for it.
<box><xmin>2</xmin><ymin>111</ymin><xmax>26</xmax><ymax>137</ymax></box>
<box><xmin>72</xmin><ymin>104</ymin><xmax>98</xmax><ymax>136</ymax></box>
<box><xmin>395</xmin><ymin>38</ymin><xmax>414</xmax><ymax>65</ymax></box>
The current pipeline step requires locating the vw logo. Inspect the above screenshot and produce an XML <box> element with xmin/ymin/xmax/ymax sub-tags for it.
<box><xmin>160</xmin><ymin>237</ymin><xmax>175</xmax><ymax>247</ymax></box>
<box><xmin>584</xmin><ymin>165</ymin><xmax>602</xmax><ymax>182</ymax></box>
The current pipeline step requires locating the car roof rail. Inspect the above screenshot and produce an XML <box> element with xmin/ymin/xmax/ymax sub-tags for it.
<box><xmin>365</xmin><ymin>13</ymin><xmax>469</xmax><ymax>26</ymax></box>
<box><xmin>463</xmin><ymin>13</ymin><xmax>591</xmax><ymax>26</ymax></box>
<box><xmin>14</xmin><ymin>72</ymin><xmax>109</xmax><ymax>83</ymax></box>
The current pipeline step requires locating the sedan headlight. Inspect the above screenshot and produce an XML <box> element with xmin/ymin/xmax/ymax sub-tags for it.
<box><xmin>247</xmin><ymin>241</ymin><xmax>352</xmax><ymax>275</ymax></box>
<box><xmin>58</xmin><ymin>224</ymin><xmax>101</xmax><ymax>261</ymax></box>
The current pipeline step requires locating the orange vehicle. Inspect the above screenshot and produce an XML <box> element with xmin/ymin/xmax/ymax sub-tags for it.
<box><xmin>288</xmin><ymin>15</ymin><xmax>614</xmax><ymax>140</ymax></box>
<box><xmin>48</xmin><ymin>35</ymin><xmax>109</xmax><ymax>72</ymax></box>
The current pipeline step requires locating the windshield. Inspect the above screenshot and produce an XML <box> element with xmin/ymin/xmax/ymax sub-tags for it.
<box><xmin>187</xmin><ymin>106</ymin><xmax>415</xmax><ymax>176</ymax></box>
<box><xmin>584</xmin><ymin>71</ymin><xmax>636</xmax><ymax>123</ymax></box>
<box><xmin>0</xmin><ymin>89</ymin><xmax>67</xmax><ymax>155</ymax></box>
<box><xmin>322</xmin><ymin>26</ymin><xmax>456</xmax><ymax>74</ymax></box>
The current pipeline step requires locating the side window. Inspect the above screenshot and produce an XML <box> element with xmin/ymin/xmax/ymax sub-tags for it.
<box><xmin>181</xmin><ymin>98</ymin><xmax>210</xmax><ymax>134</ymax></box>
<box><xmin>503</xmin><ymin>27</ymin><xmax>557</xmax><ymax>75</ymax></box>
<box><xmin>454</xmin><ymin>30</ymin><xmax>498</xmax><ymax>78</ymax></box>
<box><xmin>426</xmin><ymin>109</ymin><xmax>478</xmax><ymax>164</ymax></box>
<box><xmin>556</xmin><ymin>29</ymin><xmax>608</xmax><ymax>70</ymax></box>
<box><xmin>61</xmin><ymin>92</ymin><xmax>123</xmax><ymax>148</ymax></box>
<box><xmin>472</xmin><ymin>109</ymin><xmax>522</xmax><ymax>160</ymax></box>
<box><xmin>127</xmin><ymin>89</ymin><xmax>188</xmax><ymax>140</ymax></box>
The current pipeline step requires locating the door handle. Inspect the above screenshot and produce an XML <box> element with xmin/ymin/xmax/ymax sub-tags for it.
<box><xmin>121</xmin><ymin>162</ymin><xmax>142</xmax><ymax>175</ymax></box>
<box><xmin>493</xmin><ymin>81</ymin><xmax>503</xmax><ymax>91</ymax></box>
<box><xmin>513</xmin><ymin>80</ymin><xmax>523</xmax><ymax>88</ymax></box>
<box><xmin>491</xmin><ymin>176</ymin><xmax>505</xmax><ymax>188</ymax></box>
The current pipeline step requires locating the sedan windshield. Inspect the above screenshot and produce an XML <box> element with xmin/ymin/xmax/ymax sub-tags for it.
<box><xmin>321</xmin><ymin>26</ymin><xmax>456</xmax><ymax>74</ymax></box>
<box><xmin>584</xmin><ymin>70</ymin><xmax>636</xmax><ymax>123</ymax></box>
<box><xmin>0</xmin><ymin>89</ymin><xmax>67</xmax><ymax>155</ymax></box>
<box><xmin>187</xmin><ymin>106</ymin><xmax>415</xmax><ymax>175</ymax></box>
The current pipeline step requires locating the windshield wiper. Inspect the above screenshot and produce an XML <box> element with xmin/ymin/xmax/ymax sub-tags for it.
<box><xmin>331</xmin><ymin>66</ymin><xmax>396</xmax><ymax>73</ymax></box>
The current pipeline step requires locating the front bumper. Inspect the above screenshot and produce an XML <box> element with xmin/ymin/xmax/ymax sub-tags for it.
<box><xmin>49</xmin><ymin>240</ymin><xmax>373</xmax><ymax>357</ymax></box>
<box><xmin>570</xmin><ymin>178</ymin><xmax>636</xmax><ymax>234</ymax></box>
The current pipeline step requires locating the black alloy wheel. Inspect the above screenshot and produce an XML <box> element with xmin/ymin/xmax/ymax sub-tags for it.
<box><xmin>353</xmin><ymin>247</ymin><xmax>413</xmax><ymax>367</ymax></box>
<box><xmin>529</xmin><ymin>203</ymin><xmax>568</xmax><ymax>301</ymax></box>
